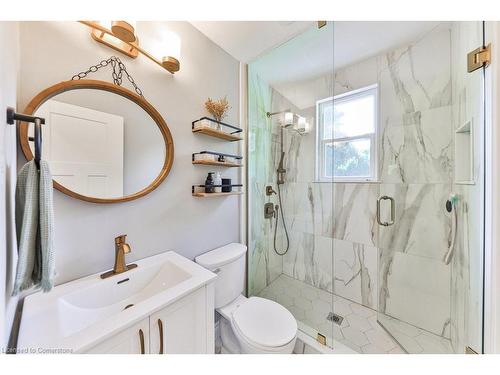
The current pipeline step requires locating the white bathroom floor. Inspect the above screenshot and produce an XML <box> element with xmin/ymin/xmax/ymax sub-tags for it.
<box><xmin>258</xmin><ymin>274</ymin><xmax>454</xmax><ymax>354</ymax></box>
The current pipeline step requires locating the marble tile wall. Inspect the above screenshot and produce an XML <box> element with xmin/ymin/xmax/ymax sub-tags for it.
<box><xmin>330</xmin><ymin>26</ymin><xmax>456</xmax><ymax>338</ymax></box>
<box><xmin>247</xmin><ymin>71</ymin><xmax>283</xmax><ymax>296</ymax></box>
<box><xmin>375</xmin><ymin>25</ymin><xmax>454</xmax><ymax>339</ymax></box>
<box><xmin>248</xmin><ymin>51</ymin><xmax>334</xmax><ymax>300</ymax></box>
<box><xmin>377</xmin><ymin>183</ymin><xmax>452</xmax><ymax>337</ymax></box>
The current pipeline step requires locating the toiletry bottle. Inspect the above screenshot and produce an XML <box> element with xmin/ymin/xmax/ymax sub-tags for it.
<box><xmin>205</xmin><ymin>172</ymin><xmax>215</xmax><ymax>193</ymax></box>
<box><xmin>214</xmin><ymin>172</ymin><xmax>222</xmax><ymax>193</ymax></box>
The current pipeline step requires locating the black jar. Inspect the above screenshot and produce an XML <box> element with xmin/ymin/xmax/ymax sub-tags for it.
<box><xmin>221</xmin><ymin>178</ymin><xmax>232</xmax><ymax>192</ymax></box>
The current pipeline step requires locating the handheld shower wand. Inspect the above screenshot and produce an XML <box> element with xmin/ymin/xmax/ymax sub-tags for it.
<box><xmin>266</xmin><ymin>108</ymin><xmax>309</xmax><ymax>256</ymax></box>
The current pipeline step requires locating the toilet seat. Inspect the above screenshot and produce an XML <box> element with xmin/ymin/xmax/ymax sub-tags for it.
<box><xmin>230</xmin><ymin>297</ymin><xmax>297</xmax><ymax>350</ymax></box>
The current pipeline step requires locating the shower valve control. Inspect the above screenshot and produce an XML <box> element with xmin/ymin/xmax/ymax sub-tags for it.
<box><xmin>266</xmin><ymin>186</ymin><xmax>277</xmax><ymax>196</ymax></box>
<box><xmin>264</xmin><ymin>202</ymin><xmax>276</xmax><ymax>219</ymax></box>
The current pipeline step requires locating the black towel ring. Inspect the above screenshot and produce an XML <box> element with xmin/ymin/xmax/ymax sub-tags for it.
<box><xmin>6</xmin><ymin>107</ymin><xmax>44</xmax><ymax>169</ymax></box>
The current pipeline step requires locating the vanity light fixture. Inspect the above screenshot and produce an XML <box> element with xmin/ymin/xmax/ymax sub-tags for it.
<box><xmin>80</xmin><ymin>21</ymin><xmax>181</xmax><ymax>74</ymax></box>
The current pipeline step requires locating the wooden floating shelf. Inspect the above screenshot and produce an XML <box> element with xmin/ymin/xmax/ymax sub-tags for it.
<box><xmin>192</xmin><ymin>126</ymin><xmax>242</xmax><ymax>141</ymax></box>
<box><xmin>192</xmin><ymin>183</ymin><xmax>243</xmax><ymax>197</ymax></box>
<box><xmin>192</xmin><ymin>151</ymin><xmax>243</xmax><ymax>167</ymax></box>
<box><xmin>192</xmin><ymin>191</ymin><xmax>243</xmax><ymax>197</ymax></box>
<box><xmin>192</xmin><ymin>160</ymin><xmax>243</xmax><ymax>167</ymax></box>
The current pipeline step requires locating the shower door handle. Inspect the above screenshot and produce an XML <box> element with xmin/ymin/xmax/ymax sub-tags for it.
<box><xmin>377</xmin><ymin>196</ymin><xmax>395</xmax><ymax>226</ymax></box>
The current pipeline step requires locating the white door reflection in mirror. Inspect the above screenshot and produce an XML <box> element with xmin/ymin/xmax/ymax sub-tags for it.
<box><xmin>32</xmin><ymin>100</ymin><xmax>124</xmax><ymax>198</ymax></box>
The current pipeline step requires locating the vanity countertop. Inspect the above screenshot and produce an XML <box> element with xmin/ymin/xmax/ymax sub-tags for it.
<box><xmin>17</xmin><ymin>251</ymin><xmax>217</xmax><ymax>353</ymax></box>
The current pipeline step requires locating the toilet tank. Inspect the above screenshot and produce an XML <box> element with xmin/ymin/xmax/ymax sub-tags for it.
<box><xmin>195</xmin><ymin>243</ymin><xmax>247</xmax><ymax>308</ymax></box>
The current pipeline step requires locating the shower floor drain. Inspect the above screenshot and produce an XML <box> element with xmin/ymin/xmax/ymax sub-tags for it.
<box><xmin>327</xmin><ymin>312</ymin><xmax>344</xmax><ymax>325</ymax></box>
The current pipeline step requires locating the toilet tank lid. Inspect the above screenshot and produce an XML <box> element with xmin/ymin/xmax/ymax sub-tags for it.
<box><xmin>195</xmin><ymin>243</ymin><xmax>247</xmax><ymax>269</ymax></box>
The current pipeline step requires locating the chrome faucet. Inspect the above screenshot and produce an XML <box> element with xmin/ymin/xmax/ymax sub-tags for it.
<box><xmin>100</xmin><ymin>234</ymin><xmax>137</xmax><ymax>279</ymax></box>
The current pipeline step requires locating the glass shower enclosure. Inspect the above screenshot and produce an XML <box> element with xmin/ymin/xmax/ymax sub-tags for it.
<box><xmin>247</xmin><ymin>21</ymin><xmax>485</xmax><ymax>354</ymax></box>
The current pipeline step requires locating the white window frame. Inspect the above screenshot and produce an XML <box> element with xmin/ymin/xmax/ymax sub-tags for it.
<box><xmin>315</xmin><ymin>84</ymin><xmax>379</xmax><ymax>182</ymax></box>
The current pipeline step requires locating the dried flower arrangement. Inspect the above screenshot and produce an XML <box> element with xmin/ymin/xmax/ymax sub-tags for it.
<box><xmin>205</xmin><ymin>96</ymin><xmax>231</xmax><ymax>123</ymax></box>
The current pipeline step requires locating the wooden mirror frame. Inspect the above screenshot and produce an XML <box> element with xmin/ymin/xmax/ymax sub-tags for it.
<box><xmin>19</xmin><ymin>79</ymin><xmax>174</xmax><ymax>204</ymax></box>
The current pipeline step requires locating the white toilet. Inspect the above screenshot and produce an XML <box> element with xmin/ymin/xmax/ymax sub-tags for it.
<box><xmin>195</xmin><ymin>243</ymin><xmax>297</xmax><ymax>354</ymax></box>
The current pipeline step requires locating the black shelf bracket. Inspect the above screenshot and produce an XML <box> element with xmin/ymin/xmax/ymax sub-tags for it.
<box><xmin>192</xmin><ymin>151</ymin><xmax>243</xmax><ymax>162</ymax></box>
<box><xmin>192</xmin><ymin>117</ymin><xmax>242</xmax><ymax>134</ymax></box>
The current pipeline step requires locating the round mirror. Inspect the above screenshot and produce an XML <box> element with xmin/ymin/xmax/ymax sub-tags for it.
<box><xmin>19</xmin><ymin>80</ymin><xmax>174</xmax><ymax>203</ymax></box>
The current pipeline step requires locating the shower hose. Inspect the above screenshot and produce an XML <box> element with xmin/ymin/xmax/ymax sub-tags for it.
<box><xmin>273</xmin><ymin>183</ymin><xmax>290</xmax><ymax>256</ymax></box>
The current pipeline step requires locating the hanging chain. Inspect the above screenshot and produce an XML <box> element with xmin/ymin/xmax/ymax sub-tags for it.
<box><xmin>71</xmin><ymin>56</ymin><xmax>144</xmax><ymax>97</ymax></box>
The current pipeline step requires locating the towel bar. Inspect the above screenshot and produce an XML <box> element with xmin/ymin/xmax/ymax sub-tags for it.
<box><xmin>6</xmin><ymin>107</ymin><xmax>45</xmax><ymax>168</ymax></box>
<box><xmin>6</xmin><ymin>107</ymin><xmax>45</xmax><ymax>125</ymax></box>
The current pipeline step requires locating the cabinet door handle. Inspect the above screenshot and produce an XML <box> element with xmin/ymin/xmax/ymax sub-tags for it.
<box><xmin>158</xmin><ymin>319</ymin><xmax>164</xmax><ymax>354</ymax></box>
<box><xmin>139</xmin><ymin>329</ymin><xmax>145</xmax><ymax>354</ymax></box>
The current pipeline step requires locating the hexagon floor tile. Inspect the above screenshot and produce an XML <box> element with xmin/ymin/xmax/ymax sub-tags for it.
<box><xmin>258</xmin><ymin>274</ymin><xmax>454</xmax><ymax>354</ymax></box>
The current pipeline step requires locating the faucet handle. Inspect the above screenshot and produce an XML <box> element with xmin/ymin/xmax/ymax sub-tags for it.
<box><xmin>122</xmin><ymin>243</ymin><xmax>131</xmax><ymax>254</ymax></box>
<box><xmin>115</xmin><ymin>235</ymin><xmax>131</xmax><ymax>254</ymax></box>
<box><xmin>115</xmin><ymin>234</ymin><xmax>127</xmax><ymax>245</ymax></box>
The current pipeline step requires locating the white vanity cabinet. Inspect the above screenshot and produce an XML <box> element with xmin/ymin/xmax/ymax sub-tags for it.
<box><xmin>150</xmin><ymin>286</ymin><xmax>214</xmax><ymax>354</ymax></box>
<box><xmin>85</xmin><ymin>318</ymin><xmax>150</xmax><ymax>354</ymax></box>
<box><xmin>84</xmin><ymin>285</ymin><xmax>214</xmax><ymax>354</ymax></box>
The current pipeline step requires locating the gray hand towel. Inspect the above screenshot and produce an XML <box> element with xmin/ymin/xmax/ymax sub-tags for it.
<box><xmin>13</xmin><ymin>160</ymin><xmax>55</xmax><ymax>295</ymax></box>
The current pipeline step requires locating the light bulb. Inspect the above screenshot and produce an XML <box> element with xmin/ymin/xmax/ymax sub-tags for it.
<box><xmin>154</xmin><ymin>31</ymin><xmax>181</xmax><ymax>73</ymax></box>
<box><xmin>163</xmin><ymin>31</ymin><xmax>181</xmax><ymax>61</ymax></box>
<box><xmin>283</xmin><ymin>112</ymin><xmax>294</xmax><ymax>126</ymax></box>
<box><xmin>296</xmin><ymin>116</ymin><xmax>311</xmax><ymax>133</ymax></box>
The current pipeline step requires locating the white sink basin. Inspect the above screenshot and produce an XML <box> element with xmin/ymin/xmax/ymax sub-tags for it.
<box><xmin>17</xmin><ymin>251</ymin><xmax>216</xmax><ymax>353</ymax></box>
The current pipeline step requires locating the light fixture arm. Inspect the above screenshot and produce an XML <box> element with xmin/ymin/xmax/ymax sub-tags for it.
<box><xmin>79</xmin><ymin>21</ymin><xmax>180</xmax><ymax>74</ymax></box>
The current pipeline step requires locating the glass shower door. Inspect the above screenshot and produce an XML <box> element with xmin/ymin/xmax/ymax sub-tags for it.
<box><xmin>247</xmin><ymin>21</ymin><xmax>336</xmax><ymax>350</ymax></box>
<box><xmin>376</xmin><ymin>21</ymin><xmax>485</xmax><ymax>354</ymax></box>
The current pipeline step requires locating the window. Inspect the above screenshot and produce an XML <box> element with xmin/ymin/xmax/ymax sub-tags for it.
<box><xmin>316</xmin><ymin>84</ymin><xmax>378</xmax><ymax>182</ymax></box>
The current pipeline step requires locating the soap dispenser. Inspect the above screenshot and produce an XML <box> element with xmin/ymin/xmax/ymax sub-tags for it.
<box><xmin>214</xmin><ymin>172</ymin><xmax>222</xmax><ymax>193</ymax></box>
<box><xmin>205</xmin><ymin>172</ymin><xmax>215</xmax><ymax>193</ymax></box>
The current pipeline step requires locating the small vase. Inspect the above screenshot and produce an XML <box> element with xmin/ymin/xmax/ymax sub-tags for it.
<box><xmin>214</xmin><ymin>118</ymin><xmax>222</xmax><ymax>131</ymax></box>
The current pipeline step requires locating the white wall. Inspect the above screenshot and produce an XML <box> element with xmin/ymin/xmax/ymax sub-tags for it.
<box><xmin>0</xmin><ymin>21</ymin><xmax>19</xmax><ymax>349</ymax></box>
<box><xmin>18</xmin><ymin>22</ymin><xmax>242</xmax><ymax>285</ymax></box>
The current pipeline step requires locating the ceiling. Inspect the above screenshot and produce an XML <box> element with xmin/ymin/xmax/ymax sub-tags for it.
<box><xmin>191</xmin><ymin>21</ymin><xmax>442</xmax><ymax>109</ymax></box>
<box><xmin>333</xmin><ymin>21</ymin><xmax>441</xmax><ymax>70</ymax></box>
<box><xmin>190</xmin><ymin>21</ymin><xmax>315</xmax><ymax>63</ymax></box>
